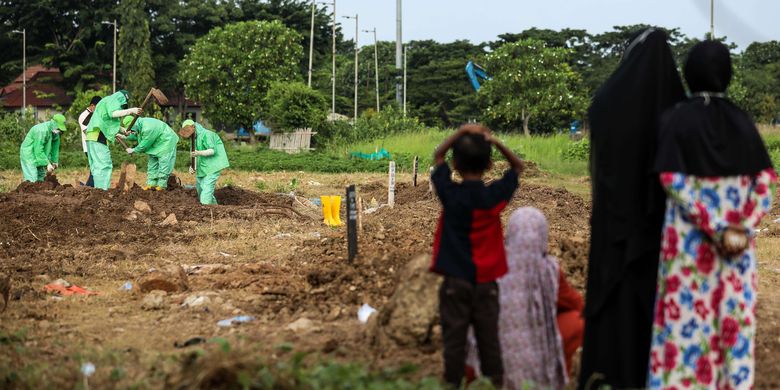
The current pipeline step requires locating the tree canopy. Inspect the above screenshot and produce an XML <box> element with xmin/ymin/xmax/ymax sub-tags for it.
<box><xmin>179</xmin><ymin>20</ymin><xmax>303</xmax><ymax>129</ymax></box>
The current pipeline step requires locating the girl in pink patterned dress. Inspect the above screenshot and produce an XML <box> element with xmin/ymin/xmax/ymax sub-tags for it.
<box><xmin>648</xmin><ymin>41</ymin><xmax>777</xmax><ymax>389</ymax></box>
<box><xmin>468</xmin><ymin>207</ymin><xmax>569</xmax><ymax>389</ymax></box>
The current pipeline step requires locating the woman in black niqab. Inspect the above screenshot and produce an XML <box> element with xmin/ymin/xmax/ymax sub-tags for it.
<box><xmin>655</xmin><ymin>40</ymin><xmax>772</xmax><ymax>175</ymax></box>
<box><xmin>579</xmin><ymin>28</ymin><xmax>685</xmax><ymax>389</ymax></box>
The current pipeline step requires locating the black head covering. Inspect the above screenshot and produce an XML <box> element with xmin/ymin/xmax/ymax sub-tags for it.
<box><xmin>655</xmin><ymin>40</ymin><xmax>773</xmax><ymax>176</ymax></box>
<box><xmin>585</xmin><ymin>28</ymin><xmax>685</xmax><ymax>316</ymax></box>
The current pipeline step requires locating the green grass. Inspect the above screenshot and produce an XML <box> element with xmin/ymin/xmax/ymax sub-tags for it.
<box><xmin>344</xmin><ymin>129</ymin><xmax>589</xmax><ymax>177</ymax></box>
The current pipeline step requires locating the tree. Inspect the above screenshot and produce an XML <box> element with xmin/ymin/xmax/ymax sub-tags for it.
<box><xmin>264</xmin><ymin>81</ymin><xmax>327</xmax><ymax>132</ymax></box>
<box><xmin>119</xmin><ymin>0</ymin><xmax>155</xmax><ymax>106</ymax></box>
<box><xmin>478</xmin><ymin>39</ymin><xmax>587</xmax><ymax>135</ymax></box>
<box><xmin>0</xmin><ymin>0</ymin><xmax>117</xmax><ymax>90</ymax></box>
<box><xmin>180</xmin><ymin>20</ymin><xmax>303</xmax><ymax>130</ymax></box>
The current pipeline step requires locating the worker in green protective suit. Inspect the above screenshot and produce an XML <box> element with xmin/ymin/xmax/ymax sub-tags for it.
<box><xmin>119</xmin><ymin>116</ymin><xmax>179</xmax><ymax>190</ymax></box>
<box><xmin>19</xmin><ymin>114</ymin><xmax>67</xmax><ymax>182</ymax></box>
<box><xmin>178</xmin><ymin>120</ymin><xmax>230</xmax><ymax>204</ymax></box>
<box><xmin>84</xmin><ymin>90</ymin><xmax>143</xmax><ymax>190</ymax></box>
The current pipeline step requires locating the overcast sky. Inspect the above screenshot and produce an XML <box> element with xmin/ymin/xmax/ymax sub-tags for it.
<box><xmin>331</xmin><ymin>0</ymin><xmax>778</xmax><ymax>50</ymax></box>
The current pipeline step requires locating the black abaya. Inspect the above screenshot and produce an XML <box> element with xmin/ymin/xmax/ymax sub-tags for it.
<box><xmin>578</xmin><ymin>28</ymin><xmax>685</xmax><ymax>389</ymax></box>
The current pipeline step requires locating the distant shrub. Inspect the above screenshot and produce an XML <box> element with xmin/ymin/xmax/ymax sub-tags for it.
<box><xmin>562</xmin><ymin>138</ymin><xmax>589</xmax><ymax>161</ymax></box>
<box><xmin>264</xmin><ymin>82</ymin><xmax>328</xmax><ymax>133</ymax></box>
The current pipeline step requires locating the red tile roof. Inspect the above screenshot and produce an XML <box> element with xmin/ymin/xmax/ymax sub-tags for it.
<box><xmin>0</xmin><ymin>65</ymin><xmax>73</xmax><ymax>108</ymax></box>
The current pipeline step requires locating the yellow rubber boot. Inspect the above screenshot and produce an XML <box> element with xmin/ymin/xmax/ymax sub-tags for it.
<box><xmin>330</xmin><ymin>196</ymin><xmax>342</xmax><ymax>226</ymax></box>
<box><xmin>320</xmin><ymin>196</ymin><xmax>334</xmax><ymax>226</ymax></box>
<box><xmin>142</xmin><ymin>185</ymin><xmax>152</xmax><ymax>191</ymax></box>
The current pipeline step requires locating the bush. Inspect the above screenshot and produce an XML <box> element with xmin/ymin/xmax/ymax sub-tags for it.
<box><xmin>562</xmin><ymin>138</ymin><xmax>589</xmax><ymax>161</ymax></box>
<box><xmin>264</xmin><ymin>82</ymin><xmax>328</xmax><ymax>133</ymax></box>
<box><xmin>0</xmin><ymin>111</ymin><xmax>35</xmax><ymax>146</ymax></box>
<box><xmin>317</xmin><ymin>105</ymin><xmax>427</xmax><ymax>146</ymax></box>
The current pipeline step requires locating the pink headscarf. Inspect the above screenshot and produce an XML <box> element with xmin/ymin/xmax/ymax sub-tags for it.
<box><xmin>468</xmin><ymin>207</ymin><xmax>567</xmax><ymax>389</ymax></box>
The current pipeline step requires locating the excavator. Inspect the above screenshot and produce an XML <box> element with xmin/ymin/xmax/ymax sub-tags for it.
<box><xmin>465</xmin><ymin>61</ymin><xmax>491</xmax><ymax>91</ymax></box>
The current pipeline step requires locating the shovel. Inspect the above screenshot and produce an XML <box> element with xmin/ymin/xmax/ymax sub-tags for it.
<box><xmin>116</xmin><ymin>87</ymin><xmax>169</xmax><ymax>146</ymax></box>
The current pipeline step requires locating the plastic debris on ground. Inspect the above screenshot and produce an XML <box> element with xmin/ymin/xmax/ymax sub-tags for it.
<box><xmin>357</xmin><ymin>303</ymin><xmax>377</xmax><ymax>324</ymax></box>
<box><xmin>44</xmin><ymin>283</ymin><xmax>99</xmax><ymax>296</ymax></box>
<box><xmin>119</xmin><ymin>281</ymin><xmax>133</xmax><ymax>291</ymax></box>
<box><xmin>81</xmin><ymin>362</ymin><xmax>96</xmax><ymax>377</ymax></box>
<box><xmin>174</xmin><ymin>337</ymin><xmax>207</xmax><ymax>348</ymax></box>
<box><xmin>217</xmin><ymin>315</ymin><xmax>255</xmax><ymax>327</ymax></box>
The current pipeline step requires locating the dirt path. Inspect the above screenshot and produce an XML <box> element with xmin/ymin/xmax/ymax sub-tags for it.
<box><xmin>0</xmin><ymin>173</ymin><xmax>777</xmax><ymax>388</ymax></box>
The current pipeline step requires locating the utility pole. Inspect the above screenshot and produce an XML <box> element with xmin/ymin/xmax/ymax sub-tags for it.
<box><xmin>329</xmin><ymin>0</ymin><xmax>336</xmax><ymax>116</ymax></box>
<box><xmin>11</xmin><ymin>29</ymin><xmax>25</xmax><ymax>116</ymax></box>
<box><xmin>363</xmin><ymin>28</ymin><xmax>379</xmax><ymax>112</ymax></box>
<box><xmin>403</xmin><ymin>45</ymin><xmax>407</xmax><ymax>116</ymax></box>
<box><xmin>710</xmin><ymin>0</ymin><xmax>715</xmax><ymax>39</ymax></box>
<box><xmin>102</xmin><ymin>20</ymin><xmax>118</xmax><ymax>93</ymax></box>
<box><xmin>344</xmin><ymin>14</ymin><xmax>358</xmax><ymax>121</ymax></box>
<box><xmin>308</xmin><ymin>1</ymin><xmax>316</xmax><ymax>87</ymax></box>
<box><xmin>395</xmin><ymin>0</ymin><xmax>402</xmax><ymax>104</ymax></box>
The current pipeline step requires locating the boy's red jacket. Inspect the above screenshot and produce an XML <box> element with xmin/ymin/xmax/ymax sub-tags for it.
<box><xmin>430</xmin><ymin>163</ymin><xmax>519</xmax><ymax>283</ymax></box>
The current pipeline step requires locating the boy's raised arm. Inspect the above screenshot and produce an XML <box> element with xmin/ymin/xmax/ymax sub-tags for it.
<box><xmin>433</xmin><ymin>128</ymin><xmax>469</xmax><ymax>166</ymax></box>
<box><xmin>489</xmin><ymin>137</ymin><xmax>524</xmax><ymax>175</ymax></box>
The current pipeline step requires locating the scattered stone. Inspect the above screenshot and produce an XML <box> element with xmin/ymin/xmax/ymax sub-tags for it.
<box><xmin>51</xmin><ymin>278</ymin><xmax>72</xmax><ymax>288</ymax></box>
<box><xmin>286</xmin><ymin>317</ymin><xmax>315</xmax><ymax>333</ymax></box>
<box><xmin>137</xmin><ymin>265</ymin><xmax>189</xmax><ymax>293</ymax></box>
<box><xmin>160</xmin><ymin>213</ymin><xmax>178</xmax><ymax>226</ymax></box>
<box><xmin>141</xmin><ymin>290</ymin><xmax>167</xmax><ymax>310</ymax></box>
<box><xmin>367</xmin><ymin>254</ymin><xmax>442</xmax><ymax>348</ymax></box>
<box><xmin>325</xmin><ymin>306</ymin><xmax>341</xmax><ymax>321</ymax></box>
<box><xmin>181</xmin><ymin>294</ymin><xmax>211</xmax><ymax>308</ymax></box>
<box><xmin>124</xmin><ymin>211</ymin><xmax>139</xmax><ymax>221</ymax></box>
<box><xmin>133</xmin><ymin>200</ymin><xmax>152</xmax><ymax>214</ymax></box>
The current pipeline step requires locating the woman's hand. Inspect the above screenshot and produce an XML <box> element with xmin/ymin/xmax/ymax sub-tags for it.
<box><xmin>719</xmin><ymin>225</ymin><xmax>749</xmax><ymax>257</ymax></box>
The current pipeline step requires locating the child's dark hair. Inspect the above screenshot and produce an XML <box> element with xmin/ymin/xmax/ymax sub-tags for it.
<box><xmin>453</xmin><ymin>126</ymin><xmax>492</xmax><ymax>174</ymax></box>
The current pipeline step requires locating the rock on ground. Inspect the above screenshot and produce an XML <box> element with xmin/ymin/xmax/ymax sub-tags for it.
<box><xmin>142</xmin><ymin>290</ymin><xmax>167</xmax><ymax>310</ymax></box>
<box><xmin>367</xmin><ymin>254</ymin><xmax>441</xmax><ymax>348</ymax></box>
<box><xmin>138</xmin><ymin>265</ymin><xmax>189</xmax><ymax>293</ymax></box>
<box><xmin>134</xmin><ymin>200</ymin><xmax>152</xmax><ymax>214</ymax></box>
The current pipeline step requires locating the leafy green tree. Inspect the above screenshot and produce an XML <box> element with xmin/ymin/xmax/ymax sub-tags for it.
<box><xmin>0</xmin><ymin>0</ymin><xmax>117</xmax><ymax>90</ymax></box>
<box><xmin>264</xmin><ymin>82</ymin><xmax>327</xmax><ymax>132</ymax></box>
<box><xmin>479</xmin><ymin>39</ymin><xmax>587</xmax><ymax>135</ymax></box>
<box><xmin>180</xmin><ymin>20</ymin><xmax>303</xmax><ymax>130</ymax></box>
<box><xmin>119</xmin><ymin>0</ymin><xmax>155</xmax><ymax>106</ymax></box>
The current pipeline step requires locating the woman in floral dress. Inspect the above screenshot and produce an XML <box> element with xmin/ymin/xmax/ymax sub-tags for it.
<box><xmin>648</xmin><ymin>41</ymin><xmax>776</xmax><ymax>389</ymax></box>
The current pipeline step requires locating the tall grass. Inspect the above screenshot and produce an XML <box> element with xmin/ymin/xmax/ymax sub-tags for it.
<box><xmin>344</xmin><ymin>129</ymin><xmax>589</xmax><ymax>177</ymax></box>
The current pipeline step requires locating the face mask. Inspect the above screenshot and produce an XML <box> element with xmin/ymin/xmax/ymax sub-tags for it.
<box><xmin>52</xmin><ymin>130</ymin><xmax>61</xmax><ymax>135</ymax></box>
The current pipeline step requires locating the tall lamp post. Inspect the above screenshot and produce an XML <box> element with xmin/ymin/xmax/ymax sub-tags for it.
<box><xmin>403</xmin><ymin>45</ymin><xmax>408</xmax><ymax>116</ymax></box>
<box><xmin>11</xmin><ymin>29</ymin><xmax>25</xmax><ymax>116</ymax></box>
<box><xmin>317</xmin><ymin>0</ymin><xmax>336</xmax><ymax>116</ymax></box>
<box><xmin>308</xmin><ymin>1</ymin><xmax>316</xmax><ymax>87</ymax></box>
<box><xmin>343</xmin><ymin>14</ymin><xmax>358</xmax><ymax>121</ymax></box>
<box><xmin>710</xmin><ymin>0</ymin><xmax>715</xmax><ymax>39</ymax></box>
<box><xmin>362</xmin><ymin>28</ymin><xmax>379</xmax><ymax>112</ymax></box>
<box><xmin>101</xmin><ymin>20</ymin><xmax>117</xmax><ymax>93</ymax></box>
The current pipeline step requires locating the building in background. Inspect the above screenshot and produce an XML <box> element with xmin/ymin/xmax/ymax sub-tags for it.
<box><xmin>0</xmin><ymin>65</ymin><xmax>73</xmax><ymax>121</ymax></box>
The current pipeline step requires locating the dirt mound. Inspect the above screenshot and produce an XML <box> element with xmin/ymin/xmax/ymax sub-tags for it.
<box><xmin>214</xmin><ymin>186</ymin><xmax>289</xmax><ymax>206</ymax></box>
<box><xmin>15</xmin><ymin>174</ymin><xmax>62</xmax><ymax>193</ymax></box>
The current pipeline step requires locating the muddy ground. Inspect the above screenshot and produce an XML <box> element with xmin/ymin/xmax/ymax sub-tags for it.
<box><xmin>0</xmin><ymin>171</ymin><xmax>778</xmax><ymax>389</ymax></box>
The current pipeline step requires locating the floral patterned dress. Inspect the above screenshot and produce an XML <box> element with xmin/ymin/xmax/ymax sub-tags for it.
<box><xmin>648</xmin><ymin>168</ymin><xmax>777</xmax><ymax>389</ymax></box>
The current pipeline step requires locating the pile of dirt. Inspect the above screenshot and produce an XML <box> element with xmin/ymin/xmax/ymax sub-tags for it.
<box><xmin>214</xmin><ymin>186</ymin><xmax>289</xmax><ymax>206</ymax></box>
<box><xmin>0</xmin><ymin>181</ymin><xmax>301</xmax><ymax>281</ymax></box>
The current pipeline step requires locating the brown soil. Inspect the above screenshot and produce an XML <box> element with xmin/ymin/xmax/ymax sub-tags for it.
<box><xmin>0</xmin><ymin>176</ymin><xmax>778</xmax><ymax>388</ymax></box>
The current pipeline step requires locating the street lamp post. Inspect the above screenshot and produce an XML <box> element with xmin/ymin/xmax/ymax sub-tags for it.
<box><xmin>11</xmin><ymin>29</ymin><xmax>25</xmax><ymax>116</ymax></box>
<box><xmin>317</xmin><ymin>0</ymin><xmax>336</xmax><ymax>116</ymax></box>
<box><xmin>710</xmin><ymin>0</ymin><xmax>715</xmax><ymax>39</ymax></box>
<box><xmin>308</xmin><ymin>1</ymin><xmax>316</xmax><ymax>87</ymax></box>
<box><xmin>102</xmin><ymin>20</ymin><xmax>117</xmax><ymax>93</ymax></box>
<box><xmin>343</xmin><ymin>14</ymin><xmax>358</xmax><ymax>121</ymax></box>
<box><xmin>403</xmin><ymin>45</ymin><xmax>407</xmax><ymax>116</ymax></box>
<box><xmin>362</xmin><ymin>28</ymin><xmax>379</xmax><ymax>112</ymax></box>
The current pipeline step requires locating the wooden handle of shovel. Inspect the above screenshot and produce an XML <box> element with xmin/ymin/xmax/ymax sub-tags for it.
<box><xmin>123</xmin><ymin>90</ymin><xmax>154</xmax><ymax>136</ymax></box>
<box><xmin>190</xmin><ymin>134</ymin><xmax>196</xmax><ymax>171</ymax></box>
<box><xmin>115</xmin><ymin>136</ymin><xmax>130</xmax><ymax>149</ymax></box>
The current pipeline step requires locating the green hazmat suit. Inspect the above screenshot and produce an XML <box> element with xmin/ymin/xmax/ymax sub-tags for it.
<box><xmin>85</xmin><ymin>91</ymin><xmax>128</xmax><ymax>189</ymax></box>
<box><xmin>126</xmin><ymin>117</ymin><xmax>179</xmax><ymax>189</ymax></box>
<box><xmin>19</xmin><ymin>121</ymin><xmax>61</xmax><ymax>182</ymax></box>
<box><xmin>193</xmin><ymin>123</ymin><xmax>229</xmax><ymax>204</ymax></box>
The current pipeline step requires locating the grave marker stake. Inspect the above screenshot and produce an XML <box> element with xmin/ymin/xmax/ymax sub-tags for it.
<box><xmin>388</xmin><ymin>161</ymin><xmax>396</xmax><ymax>207</ymax></box>
<box><xmin>346</xmin><ymin>185</ymin><xmax>358</xmax><ymax>263</ymax></box>
<box><xmin>412</xmin><ymin>156</ymin><xmax>419</xmax><ymax>187</ymax></box>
